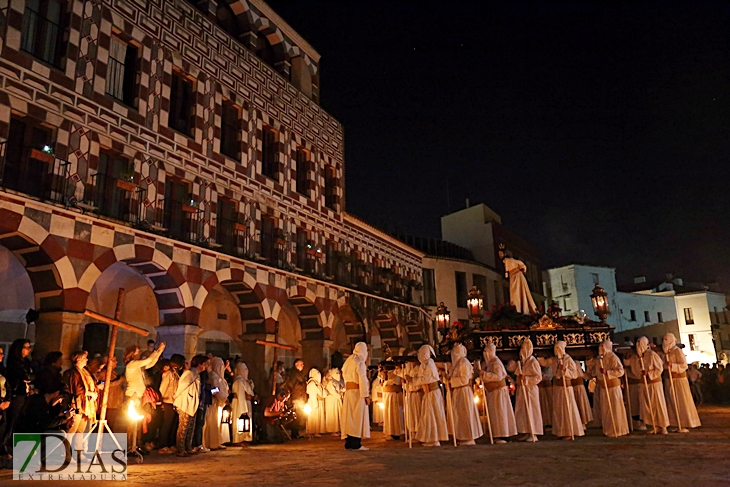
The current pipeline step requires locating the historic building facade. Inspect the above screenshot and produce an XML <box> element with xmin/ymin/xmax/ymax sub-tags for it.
<box><xmin>0</xmin><ymin>0</ymin><xmax>428</xmax><ymax>390</ymax></box>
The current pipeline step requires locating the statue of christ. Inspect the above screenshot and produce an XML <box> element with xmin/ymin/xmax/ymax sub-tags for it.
<box><xmin>499</xmin><ymin>245</ymin><xmax>537</xmax><ymax>315</ymax></box>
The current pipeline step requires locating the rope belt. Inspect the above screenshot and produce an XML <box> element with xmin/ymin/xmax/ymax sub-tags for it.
<box><xmin>345</xmin><ymin>382</ymin><xmax>360</xmax><ymax>390</ymax></box>
<box><xmin>383</xmin><ymin>385</ymin><xmax>403</xmax><ymax>393</ymax></box>
<box><xmin>422</xmin><ymin>382</ymin><xmax>440</xmax><ymax>394</ymax></box>
<box><xmin>484</xmin><ymin>379</ymin><xmax>507</xmax><ymax>392</ymax></box>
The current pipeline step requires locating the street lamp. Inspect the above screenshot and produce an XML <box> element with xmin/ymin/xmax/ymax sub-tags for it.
<box><xmin>436</xmin><ymin>302</ymin><xmax>450</xmax><ymax>334</ymax></box>
<box><xmin>467</xmin><ymin>286</ymin><xmax>484</xmax><ymax>325</ymax></box>
<box><xmin>590</xmin><ymin>283</ymin><xmax>610</xmax><ymax>324</ymax></box>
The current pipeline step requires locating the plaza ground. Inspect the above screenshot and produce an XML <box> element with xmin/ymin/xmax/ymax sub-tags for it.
<box><xmin>2</xmin><ymin>405</ymin><xmax>728</xmax><ymax>486</ymax></box>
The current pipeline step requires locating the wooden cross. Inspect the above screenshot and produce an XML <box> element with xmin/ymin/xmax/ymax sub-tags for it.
<box><xmin>83</xmin><ymin>289</ymin><xmax>149</xmax><ymax>445</ymax></box>
<box><xmin>255</xmin><ymin>322</ymin><xmax>297</xmax><ymax>395</ymax></box>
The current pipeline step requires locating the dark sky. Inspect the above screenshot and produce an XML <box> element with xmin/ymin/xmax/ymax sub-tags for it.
<box><xmin>267</xmin><ymin>1</ymin><xmax>730</xmax><ymax>288</ymax></box>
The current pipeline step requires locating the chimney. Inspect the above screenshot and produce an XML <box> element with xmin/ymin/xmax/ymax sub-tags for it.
<box><xmin>633</xmin><ymin>276</ymin><xmax>646</xmax><ymax>284</ymax></box>
<box><xmin>465</xmin><ymin>198</ymin><xmax>470</xmax><ymax>208</ymax></box>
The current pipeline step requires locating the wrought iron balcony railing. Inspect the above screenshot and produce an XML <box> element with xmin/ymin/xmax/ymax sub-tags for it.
<box><xmin>0</xmin><ymin>142</ymin><xmax>71</xmax><ymax>205</ymax></box>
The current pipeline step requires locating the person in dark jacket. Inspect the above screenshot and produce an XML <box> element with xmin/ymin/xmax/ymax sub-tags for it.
<box><xmin>285</xmin><ymin>359</ymin><xmax>307</xmax><ymax>439</ymax></box>
<box><xmin>3</xmin><ymin>339</ymin><xmax>34</xmax><ymax>451</ymax></box>
<box><xmin>192</xmin><ymin>362</ymin><xmax>212</xmax><ymax>452</ymax></box>
<box><xmin>36</xmin><ymin>352</ymin><xmax>64</xmax><ymax>395</ymax></box>
<box><xmin>15</xmin><ymin>381</ymin><xmax>67</xmax><ymax>434</ymax></box>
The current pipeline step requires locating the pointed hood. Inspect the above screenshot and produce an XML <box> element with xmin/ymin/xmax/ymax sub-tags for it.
<box><xmin>327</xmin><ymin>368</ymin><xmax>341</xmax><ymax>382</ymax></box>
<box><xmin>418</xmin><ymin>344</ymin><xmax>435</xmax><ymax>364</ymax></box>
<box><xmin>483</xmin><ymin>342</ymin><xmax>497</xmax><ymax>362</ymax></box>
<box><xmin>210</xmin><ymin>357</ymin><xmax>225</xmax><ymax>380</ymax></box>
<box><xmin>554</xmin><ymin>340</ymin><xmax>567</xmax><ymax>359</ymax></box>
<box><xmin>308</xmin><ymin>368</ymin><xmax>321</xmax><ymax>384</ymax></box>
<box><xmin>353</xmin><ymin>342</ymin><xmax>368</xmax><ymax>361</ymax></box>
<box><xmin>663</xmin><ymin>333</ymin><xmax>677</xmax><ymax>354</ymax></box>
<box><xmin>235</xmin><ymin>362</ymin><xmax>249</xmax><ymax>381</ymax></box>
<box><xmin>451</xmin><ymin>343</ymin><xmax>467</xmax><ymax>367</ymax></box>
<box><xmin>520</xmin><ymin>338</ymin><xmax>534</xmax><ymax>363</ymax></box>
<box><xmin>636</xmin><ymin>336</ymin><xmax>649</xmax><ymax>356</ymax></box>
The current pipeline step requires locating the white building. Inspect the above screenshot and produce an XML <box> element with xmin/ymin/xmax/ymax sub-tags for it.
<box><xmin>545</xmin><ymin>266</ymin><xmax>724</xmax><ymax>363</ymax></box>
<box><xmin>543</xmin><ymin>265</ymin><xmax>620</xmax><ymax>327</ymax></box>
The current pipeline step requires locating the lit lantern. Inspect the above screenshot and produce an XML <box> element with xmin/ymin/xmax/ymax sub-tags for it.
<box><xmin>436</xmin><ymin>302</ymin><xmax>450</xmax><ymax>332</ymax></box>
<box><xmin>221</xmin><ymin>404</ymin><xmax>232</xmax><ymax>424</ymax></box>
<box><xmin>303</xmin><ymin>404</ymin><xmax>312</xmax><ymax>415</ymax></box>
<box><xmin>467</xmin><ymin>286</ymin><xmax>484</xmax><ymax>325</ymax></box>
<box><xmin>237</xmin><ymin>413</ymin><xmax>251</xmax><ymax>434</ymax></box>
<box><xmin>590</xmin><ymin>283</ymin><xmax>610</xmax><ymax>324</ymax></box>
<box><xmin>473</xmin><ymin>394</ymin><xmax>480</xmax><ymax>404</ymax></box>
<box><xmin>378</xmin><ymin>402</ymin><xmax>385</xmax><ymax>410</ymax></box>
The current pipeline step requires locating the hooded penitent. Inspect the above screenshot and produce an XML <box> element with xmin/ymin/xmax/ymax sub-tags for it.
<box><xmin>329</xmin><ymin>368</ymin><xmax>341</xmax><ymax>383</ymax></box>
<box><xmin>353</xmin><ymin>342</ymin><xmax>369</xmax><ymax>361</ymax></box>
<box><xmin>232</xmin><ymin>362</ymin><xmax>254</xmax><ymax>442</ymax></box>
<box><xmin>308</xmin><ymin>368</ymin><xmax>322</xmax><ymax>384</ymax></box>
<box><xmin>520</xmin><ymin>338</ymin><xmax>534</xmax><ymax>363</ymax></box>
<box><xmin>341</xmin><ymin>342</ymin><xmax>371</xmax><ymax>440</ymax></box>
<box><xmin>480</xmin><ymin>341</ymin><xmax>518</xmax><ymax>438</ymax></box>
<box><xmin>483</xmin><ymin>342</ymin><xmax>497</xmax><ymax>362</ymax></box>
<box><xmin>235</xmin><ymin>362</ymin><xmax>249</xmax><ymax>381</ymax></box>
<box><xmin>636</xmin><ymin>336</ymin><xmax>649</xmax><ymax>356</ymax></box>
<box><xmin>418</xmin><ymin>344</ymin><xmax>436</xmax><ymax>364</ymax></box>
<box><xmin>554</xmin><ymin>341</ymin><xmax>567</xmax><ymax>359</ymax></box>
<box><xmin>663</xmin><ymin>333</ymin><xmax>677</xmax><ymax>354</ymax></box>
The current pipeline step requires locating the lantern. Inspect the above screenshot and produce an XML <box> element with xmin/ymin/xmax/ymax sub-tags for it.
<box><xmin>436</xmin><ymin>302</ymin><xmax>450</xmax><ymax>332</ymax></box>
<box><xmin>237</xmin><ymin>413</ymin><xmax>251</xmax><ymax>434</ymax></box>
<box><xmin>467</xmin><ymin>286</ymin><xmax>484</xmax><ymax>325</ymax></box>
<box><xmin>590</xmin><ymin>283</ymin><xmax>610</xmax><ymax>324</ymax></box>
<box><xmin>221</xmin><ymin>404</ymin><xmax>232</xmax><ymax>424</ymax></box>
<box><xmin>127</xmin><ymin>399</ymin><xmax>144</xmax><ymax>422</ymax></box>
<box><xmin>303</xmin><ymin>404</ymin><xmax>312</xmax><ymax>415</ymax></box>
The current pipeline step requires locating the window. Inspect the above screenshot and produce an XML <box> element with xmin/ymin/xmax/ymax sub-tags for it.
<box><xmin>216</xmin><ymin>198</ymin><xmax>237</xmax><ymax>253</ymax></box>
<box><xmin>106</xmin><ymin>36</ymin><xmax>138</xmax><ymax>107</ymax></box>
<box><xmin>422</xmin><ymin>268</ymin><xmax>436</xmax><ymax>306</ymax></box>
<box><xmin>688</xmin><ymin>334</ymin><xmax>697</xmax><ymax>351</ymax></box>
<box><xmin>169</xmin><ymin>70</ymin><xmax>195</xmax><ymax>136</ymax></box>
<box><xmin>657</xmin><ymin>312</ymin><xmax>663</xmax><ymax>322</ymax></box>
<box><xmin>3</xmin><ymin>116</ymin><xmax>53</xmax><ymax>199</ymax></box>
<box><xmin>94</xmin><ymin>150</ymin><xmax>135</xmax><ymax>221</ymax></box>
<box><xmin>220</xmin><ymin>100</ymin><xmax>240</xmax><ymax>160</ymax></box>
<box><xmin>684</xmin><ymin>307</ymin><xmax>694</xmax><ymax>325</ymax></box>
<box><xmin>261</xmin><ymin>125</ymin><xmax>278</xmax><ymax>179</ymax></box>
<box><xmin>644</xmin><ymin>311</ymin><xmax>650</xmax><ymax>322</ymax></box>
<box><xmin>296</xmin><ymin>229</ymin><xmax>307</xmax><ymax>269</ymax></box>
<box><xmin>630</xmin><ymin>310</ymin><xmax>636</xmax><ymax>321</ymax></box>
<box><xmin>563</xmin><ymin>297</ymin><xmax>570</xmax><ymax>312</ymax></box>
<box><xmin>259</xmin><ymin>216</ymin><xmax>275</xmax><ymax>261</ymax></box>
<box><xmin>163</xmin><ymin>178</ymin><xmax>193</xmax><ymax>242</ymax></box>
<box><xmin>324</xmin><ymin>165</ymin><xmax>336</xmax><ymax>210</ymax></box>
<box><xmin>21</xmin><ymin>0</ymin><xmax>67</xmax><ymax>67</ymax></box>
<box><xmin>472</xmin><ymin>274</ymin><xmax>487</xmax><ymax>298</ymax></box>
<box><xmin>455</xmin><ymin>271</ymin><xmax>467</xmax><ymax>308</ymax></box>
<box><xmin>591</xmin><ymin>273</ymin><xmax>599</xmax><ymax>285</ymax></box>
<box><xmin>295</xmin><ymin>148</ymin><xmax>309</xmax><ymax>197</ymax></box>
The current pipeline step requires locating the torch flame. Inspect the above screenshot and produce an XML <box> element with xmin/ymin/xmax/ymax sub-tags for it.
<box><xmin>127</xmin><ymin>399</ymin><xmax>145</xmax><ymax>421</ymax></box>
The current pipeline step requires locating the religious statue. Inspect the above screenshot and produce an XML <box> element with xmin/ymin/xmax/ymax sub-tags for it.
<box><xmin>499</xmin><ymin>244</ymin><xmax>537</xmax><ymax>315</ymax></box>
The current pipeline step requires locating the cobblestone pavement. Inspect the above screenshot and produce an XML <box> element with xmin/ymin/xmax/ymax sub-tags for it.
<box><xmin>2</xmin><ymin>405</ymin><xmax>728</xmax><ymax>486</ymax></box>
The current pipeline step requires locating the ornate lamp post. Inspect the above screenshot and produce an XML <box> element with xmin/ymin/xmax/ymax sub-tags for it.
<box><xmin>436</xmin><ymin>302</ymin><xmax>450</xmax><ymax>337</ymax></box>
<box><xmin>590</xmin><ymin>283</ymin><xmax>610</xmax><ymax>324</ymax></box>
<box><xmin>467</xmin><ymin>286</ymin><xmax>484</xmax><ymax>326</ymax></box>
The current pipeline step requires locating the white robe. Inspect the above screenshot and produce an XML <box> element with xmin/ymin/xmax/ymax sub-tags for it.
<box><xmin>412</xmin><ymin>359</ymin><xmax>448</xmax><ymax>443</ymax></box>
<box><xmin>448</xmin><ymin>358</ymin><xmax>483</xmax><ymax>441</ymax></box>
<box><xmin>592</xmin><ymin>352</ymin><xmax>629</xmax><ymax>437</ymax></box>
<box><xmin>481</xmin><ymin>357</ymin><xmax>517</xmax><ymax>438</ymax></box>
<box><xmin>371</xmin><ymin>379</ymin><xmax>384</xmax><ymax>424</ymax></box>
<box><xmin>514</xmin><ymin>356</ymin><xmax>543</xmax><ymax>435</ymax></box>
<box><xmin>202</xmin><ymin>368</ymin><xmax>229</xmax><ymax>449</ymax></box>
<box><xmin>306</xmin><ymin>380</ymin><xmax>326</xmax><ymax>434</ymax></box>
<box><xmin>341</xmin><ymin>354</ymin><xmax>370</xmax><ymax>439</ymax></box>
<box><xmin>662</xmin><ymin>347</ymin><xmax>701</xmax><ymax>428</ymax></box>
<box><xmin>547</xmin><ymin>356</ymin><xmax>585</xmax><ymax>438</ymax></box>
<box><xmin>539</xmin><ymin>367</ymin><xmax>553</xmax><ymax>427</ymax></box>
<box><xmin>324</xmin><ymin>378</ymin><xmax>343</xmax><ymax>433</ymax></box>
<box><xmin>572</xmin><ymin>379</ymin><xmax>593</xmax><ymax>426</ymax></box>
<box><xmin>231</xmin><ymin>374</ymin><xmax>254</xmax><ymax>443</ymax></box>
<box><xmin>623</xmin><ymin>353</ymin><xmax>642</xmax><ymax>419</ymax></box>
<box><xmin>626</xmin><ymin>350</ymin><xmax>669</xmax><ymax>428</ymax></box>
<box><xmin>382</xmin><ymin>371</ymin><xmax>404</xmax><ymax>436</ymax></box>
<box><xmin>401</xmin><ymin>366</ymin><xmax>422</xmax><ymax>433</ymax></box>
<box><xmin>504</xmin><ymin>257</ymin><xmax>537</xmax><ymax>314</ymax></box>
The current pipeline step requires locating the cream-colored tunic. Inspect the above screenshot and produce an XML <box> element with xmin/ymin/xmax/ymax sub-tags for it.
<box><xmin>662</xmin><ymin>347</ymin><xmax>701</xmax><ymax>428</ymax></box>
<box><xmin>448</xmin><ymin>358</ymin><xmax>483</xmax><ymax>441</ymax></box>
<box><xmin>412</xmin><ymin>359</ymin><xmax>448</xmax><ymax>443</ymax></box>
<box><xmin>592</xmin><ymin>352</ymin><xmax>629</xmax><ymax>437</ymax></box>
<box><xmin>514</xmin><ymin>356</ymin><xmax>543</xmax><ymax>435</ymax></box>
<box><xmin>625</xmin><ymin>350</ymin><xmax>669</xmax><ymax>428</ymax></box>
<box><xmin>481</xmin><ymin>357</ymin><xmax>517</xmax><ymax>438</ymax></box>
<box><xmin>341</xmin><ymin>354</ymin><xmax>370</xmax><ymax>439</ymax></box>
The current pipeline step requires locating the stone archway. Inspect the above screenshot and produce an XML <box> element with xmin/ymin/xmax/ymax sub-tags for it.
<box><xmin>0</xmin><ymin>244</ymin><xmax>36</xmax><ymax>350</ymax></box>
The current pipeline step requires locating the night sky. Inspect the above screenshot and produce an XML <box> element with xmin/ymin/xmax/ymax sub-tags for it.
<box><xmin>267</xmin><ymin>1</ymin><xmax>730</xmax><ymax>288</ymax></box>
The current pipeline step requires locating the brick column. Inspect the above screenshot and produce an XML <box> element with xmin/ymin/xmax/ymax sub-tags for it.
<box><xmin>155</xmin><ymin>325</ymin><xmax>201</xmax><ymax>362</ymax></box>
<box><xmin>34</xmin><ymin>311</ymin><xmax>86</xmax><ymax>367</ymax></box>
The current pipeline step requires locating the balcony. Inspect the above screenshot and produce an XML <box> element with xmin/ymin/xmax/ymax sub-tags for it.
<box><xmin>148</xmin><ymin>199</ymin><xmax>205</xmax><ymax>245</ymax></box>
<box><xmin>217</xmin><ymin>217</ymin><xmax>254</xmax><ymax>259</ymax></box>
<box><xmin>0</xmin><ymin>142</ymin><xmax>71</xmax><ymax>205</ymax></box>
<box><xmin>80</xmin><ymin>172</ymin><xmax>145</xmax><ymax>224</ymax></box>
